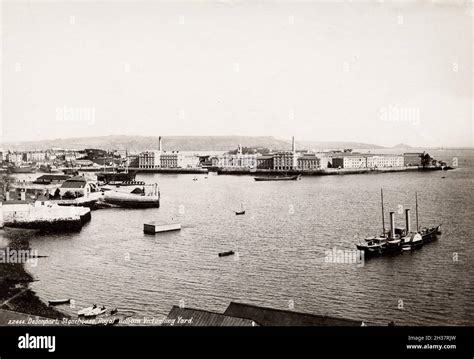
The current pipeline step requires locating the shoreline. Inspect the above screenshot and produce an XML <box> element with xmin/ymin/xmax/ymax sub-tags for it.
<box><xmin>213</xmin><ymin>165</ymin><xmax>448</xmax><ymax>176</ymax></box>
<box><xmin>0</xmin><ymin>229</ymin><xmax>68</xmax><ymax>324</ymax></box>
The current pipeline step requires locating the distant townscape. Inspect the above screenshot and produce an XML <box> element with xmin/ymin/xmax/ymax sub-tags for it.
<box><xmin>0</xmin><ymin>136</ymin><xmax>448</xmax><ymax>175</ymax></box>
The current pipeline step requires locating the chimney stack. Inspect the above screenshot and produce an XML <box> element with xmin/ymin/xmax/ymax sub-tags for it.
<box><xmin>405</xmin><ymin>209</ymin><xmax>411</xmax><ymax>234</ymax></box>
<box><xmin>158</xmin><ymin>136</ymin><xmax>162</xmax><ymax>152</ymax></box>
<box><xmin>292</xmin><ymin>136</ymin><xmax>295</xmax><ymax>153</ymax></box>
<box><xmin>389</xmin><ymin>211</ymin><xmax>395</xmax><ymax>238</ymax></box>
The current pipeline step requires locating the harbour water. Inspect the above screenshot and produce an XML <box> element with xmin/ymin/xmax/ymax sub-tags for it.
<box><xmin>2</xmin><ymin>149</ymin><xmax>473</xmax><ymax>325</ymax></box>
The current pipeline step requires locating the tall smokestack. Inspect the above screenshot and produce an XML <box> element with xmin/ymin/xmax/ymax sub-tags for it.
<box><xmin>405</xmin><ymin>209</ymin><xmax>411</xmax><ymax>234</ymax></box>
<box><xmin>389</xmin><ymin>211</ymin><xmax>395</xmax><ymax>238</ymax></box>
<box><xmin>158</xmin><ymin>136</ymin><xmax>162</xmax><ymax>152</ymax></box>
<box><xmin>292</xmin><ymin>136</ymin><xmax>295</xmax><ymax>152</ymax></box>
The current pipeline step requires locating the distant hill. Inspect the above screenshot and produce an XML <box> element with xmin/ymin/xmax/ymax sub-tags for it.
<box><xmin>297</xmin><ymin>141</ymin><xmax>385</xmax><ymax>151</ymax></box>
<box><xmin>391</xmin><ymin>143</ymin><xmax>415</xmax><ymax>149</ymax></box>
<box><xmin>1</xmin><ymin>136</ymin><xmax>385</xmax><ymax>152</ymax></box>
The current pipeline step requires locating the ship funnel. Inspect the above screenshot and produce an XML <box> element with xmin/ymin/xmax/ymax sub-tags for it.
<box><xmin>405</xmin><ymin>209</ymin><xmax>411</xmax><ymax>234</ymax></box>
<box><xmin>389</xmin><ymin>211</ymin><xmax>395</xmax><ymax>238</ymax></box>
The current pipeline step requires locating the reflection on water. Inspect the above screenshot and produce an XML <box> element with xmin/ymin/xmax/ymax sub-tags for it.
<box><xmin>4</xmin><ymin>149</ymin><xmax>472</xmax><ymax>325</ymax></box>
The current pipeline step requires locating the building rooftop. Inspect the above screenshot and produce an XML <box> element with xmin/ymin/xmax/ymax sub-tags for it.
<box><xmin>164</xmin><ymin>306</ymin><xmax>256</xmax><ymax>326</ymax></box>
<box><xmin>332</xmin><ymin>153</ymin><xmax>404</xmax><ymax>158</ymax></box>
<box><xmin>35</xmin><ymin>175</ymin><xmax>70</xmax><ymax>181</ymax></box>
<box><xmin>223</xmin><ymin>302</ymin><xmax>367</xmax><ymax>326</ymax></box>
<box><xmin>60</xmin><ymin>175</ymin><xmax>87</xmax><ymax>188</ymax></box>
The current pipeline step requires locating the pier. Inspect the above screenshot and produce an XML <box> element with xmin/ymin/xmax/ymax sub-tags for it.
<box><xmin>1</xmin><ymin>201</ymin><xmax>91</xmax><ymax>231</ymax></box>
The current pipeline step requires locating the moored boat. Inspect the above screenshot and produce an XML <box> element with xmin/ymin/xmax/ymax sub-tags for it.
<box><xmin>356</xmin><ymin>190</ymin><xmax>440</xmax><ymax>258</ymax></box>
<box><xmin>101</xmin><ymin>183</ymin><xmax>160</xmax><ymax>208</ymax></box>
<box><xmin>48</xmin><ymin>298</ymin><xmax>71</xmax><ymax>306</ymax></box>
<box><xmin>8</xmin><ymin>165</ymin><xmax>37</xmax><ymax>174</ymax></box>
<box><xmin>254</xmin><ymin>174</ymin><xmax>301</xmax><ymax>181</ymax></box>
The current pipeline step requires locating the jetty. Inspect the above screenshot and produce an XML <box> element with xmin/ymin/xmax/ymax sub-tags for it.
<box><xmin>1</xmin><ymin>199</ymin><xmax>91</xmax><ymax>231</ymax></box>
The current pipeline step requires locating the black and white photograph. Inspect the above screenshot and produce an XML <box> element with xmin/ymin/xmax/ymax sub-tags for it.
<box><xmin>0</xmin><ymin>0</ymin><xmax>473</xmax><ymax>356</ymax></box>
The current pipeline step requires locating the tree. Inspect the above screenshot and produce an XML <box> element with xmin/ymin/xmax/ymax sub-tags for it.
<box><xmin>420</xmin><ymin>152</ymin><xmax>432</xmax><ymax>168</ymax></box>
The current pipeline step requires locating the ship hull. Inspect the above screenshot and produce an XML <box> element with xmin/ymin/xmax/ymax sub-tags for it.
<box><xmin>254</xmin><ymin>175</ymin><xmax>301</xmax><ymax>182</ymax></box>
<box><xmin>102</xmin><ymin>192</ymin><xmax>160</xmax><ymax>208</ymax></box>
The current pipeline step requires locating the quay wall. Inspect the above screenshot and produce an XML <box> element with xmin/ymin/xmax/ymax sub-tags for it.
<box><xmin>216</xmin><ymin>166</ymin><xmax>442</xmax><ymax>176</ymax></box>
<box><xmin>1</xmin><ymin>202</ymin><xmax>90</xmax><ymax>231</ymax></box>
<box><xmin>129</xmin><ymin>167</ymin><xmax>208</xmax><ymax>174</ymax></box>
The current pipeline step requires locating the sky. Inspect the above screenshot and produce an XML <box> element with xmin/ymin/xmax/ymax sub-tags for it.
<box><xmin>1</xmin><ymin>0</ymin><xmax>472</xmax><ymax>147</ymax></box>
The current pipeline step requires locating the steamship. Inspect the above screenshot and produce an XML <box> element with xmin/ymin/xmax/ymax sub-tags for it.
<box><xmin>356</xmin><ymin>190</ymin><xmax>441</xmax><ymax>257</ymax></box>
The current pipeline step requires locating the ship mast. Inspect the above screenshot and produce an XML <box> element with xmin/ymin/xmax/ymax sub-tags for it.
<box><xmin>381</xmin><ymin>188</ymin><xmax>385</xmax><ymax>236</ymax></box>
<box><xmin>415</xmin><ymin>191</ymin><xmax>419</xmax><ymax>232</ymax></box>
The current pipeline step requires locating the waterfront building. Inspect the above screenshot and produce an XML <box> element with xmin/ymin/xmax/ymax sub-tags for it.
<box><xmin>332</xmin><ymin>154</ymin><xmax>367</xmax><ymax>169</ymax></box>
<box><xmin>273</xmin><ymin>136</ymin><xmax>297</xmax><ymax>170</ymax></box>
<box><xmin>315</xmin><ymin>153</ymin><xmax>332</xmax><ymax>169</ymax></box>
<box><xmin>6</xmin><ymin>152</ymin><xmax>23</xmax><ymax>165</ymax></box>
<box><xmin>180</xmin><ymin>155</ymin><xmax>200</xmax><ymax>168</ymax></box>
<box><xmin>332</xmin><ymin>154</ymin><xmax>405</xmax><ymax>169</ymax></box>
<box><xmin>297</xmin><ymin>154</ymin><xmax>321</xmax><ymax>170</ymax></box>
<box><xmin>138</xmin><ymin>151</ymin><xmax>161</xmax><ymax>169</ymax></box>
<box><xmin>215</xmin><ymin>153</ymin><xmax>258</xmax><ymax>168</ymax></box>
<box><xmin>159</xmin><ymin>151</ymin><xmax>183</xmax><ymax>168</ymax></box>
<box><xmin>137</xmin><ymin>136</ymin><xmax>199</xmax><ymax>169</ymax></box>
<box><xmin>24</xmin><ymin>151</ymin><xmax>47</xmax><ymax>163</ymax></box>
<box><xmin>59</xmin><ymin>176</ymin><xmax>99</xmax><ymax>198</ymax></box>
<box><xmin>273</xmin><ymin>151</ymin><xmax>297</xmax><ymax>170</ymax></box>
<box><xmin>366</xmin><ymin>155</ymin><xmax>404</xmax><ymax>168</ymax></box>
<box><xmin>403</xmin><ymin>152</ymin><xmax>423</xmax><ymax>166</ymax></box>
<box><xmin>256</xmin><ymin>155</ymin><xmax>274</xmax><ymax>169</ymax></box>
<box><xmin>127</xmin><ymin>154</ymin><xmax>140</xmax><ymax>167</ymax></box>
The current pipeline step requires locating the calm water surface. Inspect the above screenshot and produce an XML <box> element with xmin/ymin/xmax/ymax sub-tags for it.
<box><xmin>2</xmin><ymin>150</ymin><xmax>473</xmax><ymax>325</ymax></box>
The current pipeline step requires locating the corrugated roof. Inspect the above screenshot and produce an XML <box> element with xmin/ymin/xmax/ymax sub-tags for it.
<box><xmin>68</xmin><ymin>175</ymin><xmax>87</xmax><ymax>182</ymax></box>
<box><xmin>164</xmin><ymin>306</ymin><xmax>256</xmax><ymax>327</ymax></box>
<box><xmin>224</xmin><ymin>302</ymin><xmax>368</xmax><ymax>326</ymax></box>
<box><xmin>61</xmin><ymin>182</ymin><xmax>86</xmax><ymax>189</ymax></box>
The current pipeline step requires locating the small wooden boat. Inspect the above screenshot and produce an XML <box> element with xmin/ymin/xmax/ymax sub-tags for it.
<box><xmin>235</xmin><ymin>203</ymin><xmax>245</xmax><ymax>215</ymax></box>
<box><xmin>110</xmin><ymin>308</ymin><xmax>118</xmax><ymax>315</ymax></box>
<box><xmin>254</xmin><ymin>174</ymin><xmax>301</xmax><ymax>182</ymax></box>
<box><xmin>48</xmin><ymin>298</ymin><xmax>71</xmax><ymax>306</ymax></box>
<box><xmin>218</xmin><ymin>250</ymin><xmax>235</xmax><ymax>257</ymax></box>
<box><xmin>78</xmin><ymin>305</ymin><xmax>98</xmax><ymax>316</ymax></box>
<box><xmin>83</xmin><ymin>306</ymin><xmax>107</xmax><ymax>318</ymax></box>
